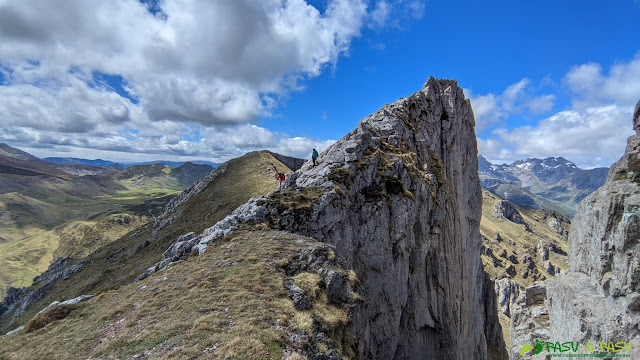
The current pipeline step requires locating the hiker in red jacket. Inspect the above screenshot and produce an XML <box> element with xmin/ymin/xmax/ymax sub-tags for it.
<box><xmin>276</xmin><ymin>172</ymin><xmax>285</xmax><ymax>191</ymax></box>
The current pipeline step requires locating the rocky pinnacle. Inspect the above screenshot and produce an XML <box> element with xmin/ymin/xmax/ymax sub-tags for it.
<box><xmin>150</xmin><ymin>77</ymin><xmax>491</xmax><ymax>359</ymax></box>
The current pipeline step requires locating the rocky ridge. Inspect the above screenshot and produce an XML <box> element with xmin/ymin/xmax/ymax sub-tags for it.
<box><xmin>146</xmin><ymin>77</ymin><xmax>495</xmax><ymax>359</ymax></box>
<box><xmin>509</xmin><ymin>100</ymin><xmax>640</xmax><ymax>359</ymax></box>
<box><xmin>0</xmin><ymin>257</ymin><xmax>86</xmax><ymax>327</ymax></box>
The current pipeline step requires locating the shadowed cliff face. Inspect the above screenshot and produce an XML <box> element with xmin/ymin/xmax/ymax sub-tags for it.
<box><xmin>509</xmin><ymin>100</ymin><xmax>640</xmax><ymax>359</ymax></box>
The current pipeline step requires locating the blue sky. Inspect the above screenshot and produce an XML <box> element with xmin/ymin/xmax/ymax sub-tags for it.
<box><xmin>0</xmin><ymin>0</ymin><xmax>638</xmax><ymax>168</ymax></box>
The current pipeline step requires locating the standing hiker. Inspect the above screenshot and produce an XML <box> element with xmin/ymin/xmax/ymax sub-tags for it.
<box><xmin>276</xmin><ymin>172</ymin><xmax>285</xmax><ymax>191</ymax></box>
<box><xmin>312</xmin><ymin>148</ymin><xmax>319</xmax><ymax>166</ymax></box>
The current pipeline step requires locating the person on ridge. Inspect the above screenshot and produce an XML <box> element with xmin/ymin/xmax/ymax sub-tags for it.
<box><xmin>312</xmin><ymin>148</ymin><xmax>319</xmax><ymax>166</ymax></box>
<box><xmin>275</xmin><ymin>172</ymin><xmax>285</xmax><ymax>191</ymax></box>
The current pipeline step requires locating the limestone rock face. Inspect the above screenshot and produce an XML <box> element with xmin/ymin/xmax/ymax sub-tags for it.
<box><xmin>151</xmin><ymin>78</ymin><xmax>491</xmax><ymax>359</ymax></box>
<box><xmin>545</xmin><ymin>99</ymin><xmax>640</xmax><ymax>356</ymax></box>
<box><xmin>277</xmin><ymin>77</ymin><xmax>487</xmax><ymax>359</ymax></box>
<box><xmin>634</xmin><ymin>99</ymin><xmax>640</xmax><ymax>133</ymax></box>
<box><xmin>0</xmin><ymin>257</ymin><xmax>86</xmax><ymax>328</ymax></box>
<box><xmin>495</xmin><ymin>278</ymin><xmax>521</xmax><ymax>318</ymax></box>
<box><xmin>510</xmin><ymin>100</ymin><xmax>640</xmax><ymax>358</ymax></box>
<box><xmin>493</xmin><ymin>200</ymin><xmax>530</xmax><ymax>231</ymax></box>
<box><xmin>509</xmin><ymin>284</ymin><xmax>550</xmax><ymax>360</ymax></box>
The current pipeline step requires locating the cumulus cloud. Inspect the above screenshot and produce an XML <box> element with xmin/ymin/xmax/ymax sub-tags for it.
<box><xmin>365</xmin><ymin>0</ymin><xmax>426</xmax><ymax>29</ymax></box>
<box><xmin>478</xmin><ymin>52</ymin><xmax>640</xmax><ymax>168</ymax></box>
<box><xmin>0</xmin><ymin>0</ymin><xmax>415</xmax><ymax>162</ymax></box>
<box><xmin>464</xmin><ymin>79</ymin><xmax>555</xmax><ymax>132</ymax></box>
<box><xmin>564</xmin><ymin>52</ymin><xmax>640</xmax><ymax>108</ymax></box>
<box><xmin>0</xmin><ymin>0</ymin><xmax>370</xmax><ymax>124</ymax></box>
<box><xmin>489</xmin><ymin>105</ymin><xmax>633</xmax><ymax>168</ymax></box>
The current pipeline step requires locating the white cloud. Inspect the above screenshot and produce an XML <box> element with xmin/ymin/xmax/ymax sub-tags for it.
<box><xmin>564</xmin><ymin>52</ymin><xmax>640</xmax><ymax>109</ymax></box>
<box><xmin>526</xmin><ymin>94</ymin><xmax>556</xmax><ymax>113</ymax></box>
<box><xmin>477</xmin><ymin>53</ymin><xmax>640</xmax><ymax>169</ymax></box>
<box><xmin>369</xmin><ymin>1</ymin><xmax>391</xmax><ymax>28</ymax></box>
<box><xmin>564</xmin><ymin>63</ymin><xmax>604</xmax><ymax>95</ymax></box>
<box><xmin>407</xmin><ymin>1</ymin><xmax>426</xmax><ymax>19</ymax></box>
<box><xmin>0</xmin><ymin>0</ymin><xmax>407</xmax><ymax>161</ymax></box>
<box><xmin>0</xmin><ymin>0</ymin><xmax>372</xmax><ymax>124</ymax></box>
<box><xmin>464</xmin><ymin>79</ymin><xmax>555</xmax><ymax>132</ymax></box>
<box><xmin>489</xmin><ymin>105</ymin><xmax>633</xmax><ymax>168</ymax></box>
<box><xmin>464</xmin><ymin>91</ymin><xmax>501</xmax><ymax>131</ymax></box>
<box><xmin>365</xmin><ymin>0</ymin><xmax>426</xmax><ymax>29</ymax></box>
<box><xmin>270</xmin><ymin>136</ymin><xmax>336</xmax><ymax>160</ymax></box>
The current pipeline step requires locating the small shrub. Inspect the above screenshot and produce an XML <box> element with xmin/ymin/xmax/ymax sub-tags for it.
<box><xmin>285</xmin><ymin>352</ymin><xmax>308</xmax><ymax>360</ymax></box>
<box><xmin>361</xmin><ymin>183</ymin><xmax>385</xmax><ymax>201</ymax></box>
<box><xmin>327</xmin><ymin>249</ymin><xmax>336</xmax><ymax>262</ymax></box>
<box><xmin>326</xmin><ymin>167</ymin><xmax>351</xmax><ymax>187</ymax></box>
<box><xmin>24</xmin><ymin>305</ymin><xmax>76</xmax><ymax>333</ymax></box>
<box><xmin>402</xmin><ymin>189</ymin><xmax>416</xmax><ymax>201</ymax></box>
<box><xmin>294</xmin><ymin>272</ymin><xmax>323</xmax><ymax>299</ymax></box>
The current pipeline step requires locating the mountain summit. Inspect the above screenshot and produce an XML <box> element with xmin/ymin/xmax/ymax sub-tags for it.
<box><xmin>479</xmin><ymin>155</ymin><xmax>608</xmax><ymax>217</ymax></box>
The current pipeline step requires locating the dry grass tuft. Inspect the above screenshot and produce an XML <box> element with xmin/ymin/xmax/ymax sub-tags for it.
<box><xmin>24</xmin><ymin>305</ymin><xmax>76</xmax><ymax>333</ymax></box>
<box><xmin>293</xmin><ymin>273</ymin><xmax>323</xmax><ymax>299</ymax></box>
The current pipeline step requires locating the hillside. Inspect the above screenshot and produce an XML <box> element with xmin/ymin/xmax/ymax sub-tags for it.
<box><xmin>479</xmin><ymin>155</ymin><xmax>608</xmax><ymax>218</ymax></box>
<box><xmin>480</xmin><ymin>189</ymin><xmax>569</xmax><ymax>286</ymax></box>
<box><xmin>505</xmin><ymin>100</ymin><xmax>640</xmax><ymax>359</ymax></box>
<box><xmin>1</xmin><ymin>78</ymin><xmax>496</xmax><ymax>359</ymax></box>
<box><xmin>0</xmin><ymin>145</ymin><xmax>213</xmax><ymax>298</ymax></box>
<box><xmin>0</xmin><ymin>151</ymin><xmax>294</xmax><ymax>335</ymax></box>
<box><xmin>479</xmin><ymin>189</ymin><xmax>570</xmax><ymax>352</ymax></box>
<box><xmin>0</xmin><ymin>229</ymin><xmax>360</xmax><ymax>360</ymax></box>
<box><xmin>0</xmin><ymin>144</ymin><xmax>72</xmax><ymax>179</ymax></box>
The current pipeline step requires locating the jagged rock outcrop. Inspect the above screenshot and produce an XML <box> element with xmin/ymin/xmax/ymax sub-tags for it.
<box><xmin>493</xmin><ymin>200</ymin><xmax>530</xmax><ymax>231</ymax></box>
<box><xmin>545</xmin><ymin>100</ymin><xmax>640</xmax><ymax>356</ymax></box>
<box><xmin>495</xmin><ymin>278</ymin><xmax>521</xmax><ymax>318</ymax></box>
<box><xmin>509</xmin><ymin>284</ymin><xmax>550</xmax><ymax>360</ymax></box>
<box><xmin>0</xmin><ymin>257</ymin><xmax>85</xmax><ymax>329</ymax></box>
<box><xmin>34</xmin><ymin>295</ymin><xmax>94</xmax><ymax>317</ymax></box>
<box><xmin>270</xmin><ymin>151</ymin><xmax>305</xmax><ymax>171</ymax></box>
<box><xmin>145</xmin><ymin>78</ymin><xmax>494</xmax><ymax>359</ymax></box>
<box><xmin>510</xmin><ymin>100</ymin><xmax>640</xmax><ymax>358</ymax></box>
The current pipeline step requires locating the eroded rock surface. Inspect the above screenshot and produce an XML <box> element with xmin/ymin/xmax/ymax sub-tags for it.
<box><xmin>510</xmin><ymin>99</ymin><xmax>640</xmax><ymax>359</ymax></box>
<box><xmin>0</xmin><ymin>257</ymin><xmax>86</xmax><ymax>328</ymax></box>
<box><xmin>148</xmin><ymin>78</ymin><xmax>493</xmax><ymax>359</ymax></box>
<box><xmin>545</xmin><ymin>100</ymin><xmax>640</xmax><ymax>357</ymax></box>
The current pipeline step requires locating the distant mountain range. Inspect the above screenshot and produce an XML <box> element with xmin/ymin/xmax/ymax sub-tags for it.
<box><xmin>44</xmin><ymin>157</ymin><xmax>219</xmax><ymax>169</ymax></box>
<box><xmin>478</xmin><ymin>155</ymin><xmax>609</xmax><ymax>218</ymax></box>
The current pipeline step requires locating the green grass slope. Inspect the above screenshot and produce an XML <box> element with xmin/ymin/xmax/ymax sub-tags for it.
<box><xmin>479</xmin><ymin>189</ymin><xmax>570</xmax><ymax>352</ymax></box>
<box><xmin>0</xmin><ymin>151</ymin><xmax>293</xmax><ymax>334</ymax></box>
<box><xmin>480</xmin><ymin>189</ymin><xmax>569</xmax><ymax>286</ymax></box>
<box><xmin>0</xmin><ymin>158</ymin><xmax>212</xmax><ymax>298</ymax></box>
<box><xmin>0</xmin><ymin>229</ymin><xmax>359</xmax><ymax>360</ymax></box>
